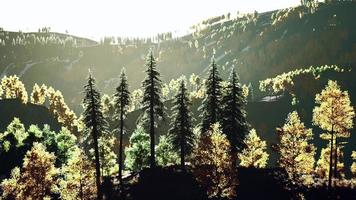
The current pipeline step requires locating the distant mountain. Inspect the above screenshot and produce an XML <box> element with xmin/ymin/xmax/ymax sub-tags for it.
<box><xmin>1</xmin><ymin>2</ymin><xmax>356</xmax><ymax>114</ymax></box>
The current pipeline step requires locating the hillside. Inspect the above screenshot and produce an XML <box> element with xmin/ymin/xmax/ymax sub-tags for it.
<box><xmin>0</xmin><ymin>99</ymin><xmax>61</xmax><ymax>132</ymax></box>
<box><xmin>1</xmin><ymin>2</ymin><xmax>356</xmax><ymax>114</ymax></box>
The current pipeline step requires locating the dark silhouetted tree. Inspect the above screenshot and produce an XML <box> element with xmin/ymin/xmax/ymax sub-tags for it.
<box><xmin>114</xmin><ymin>68</ymin><xmax>130</xmax><ymax>190</ymax></box>
<box><xmin>199</xmin><ymin>58</ymin><xmax>223</xmax><ymax>135</ymax></box>
<box><xmin>169</xmin><ymin>80</ymin><xmax>194</xmax><ymax>170</ymax></box>
<box><xmin>221</xmin><ymin>68</ymin><xmax>248</xmax><ymax>169</ymax></box>
<box><xmin>141</xmin><ymin>51</ymin><xmax>164</xmax><ymax>168</ymax></box>
<box><xmin>83</xmin><ymin>72</ymin><xmax>107</xmax><ymax>200</ymax></box>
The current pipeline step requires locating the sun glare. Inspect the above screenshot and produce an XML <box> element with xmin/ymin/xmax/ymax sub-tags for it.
<box><xmin>1</xmin><ymin>0</ymin><xmax>300</xmax><ymax>40</ymax></box>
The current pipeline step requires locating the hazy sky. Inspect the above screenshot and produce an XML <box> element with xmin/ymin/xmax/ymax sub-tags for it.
<box><xmin>1</xmin><ymin>0</ymin><xmax>300</xmax><ymax>40</ymax></box>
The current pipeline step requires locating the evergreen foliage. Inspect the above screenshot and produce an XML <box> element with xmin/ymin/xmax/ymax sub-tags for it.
<box><xmin>141</xmin><ymin>51</ymin><xmax>164</xmax><ymax>168</ymax></box>
<box><xmin>168</xmin><ymin>80</ymin><xmax>194</xmax><ymax>170</ymax></box>
<box><xmin>199</xmin><ymin>59</ymin><xmax>223</xmax><ymax>135</ymax></box>
<box><xmin>82</xmin><ymin>72</ymin><xmax>108</xmax><ymax>200</ymax></box>
<box><xmin>221</xmin><ymin>68</ymin><xmax>248</xmax><ymax>168</ymax></box>
<box><xmin>114</xmin><ymin>68</ymin><xmax>131</xmax><ymax>184</ymax></box>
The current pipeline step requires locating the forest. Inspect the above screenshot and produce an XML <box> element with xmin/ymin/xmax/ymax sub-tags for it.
<box><xmin>1</xmin><ymin>1</ymin><xmax>356</xmax><ymax>200</ymax></box>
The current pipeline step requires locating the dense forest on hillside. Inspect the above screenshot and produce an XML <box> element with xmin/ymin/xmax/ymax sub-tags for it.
<box><xmin>1</xmin><ymin>1</ymin><xmax>356</xmax><ymax>200</ymax></box>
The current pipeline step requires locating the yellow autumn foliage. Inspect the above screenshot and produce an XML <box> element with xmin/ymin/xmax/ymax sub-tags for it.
<box><xmin>238</xmin><ymin>129</ymin><xmax>269</xmax><ymax>168</ymax></box>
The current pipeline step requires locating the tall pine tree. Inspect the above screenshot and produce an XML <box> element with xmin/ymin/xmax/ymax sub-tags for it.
<box><xmin>221</xmin><ymin>68</ymin><xmax>248</xmax><ymax>168</ymax></box>
<box><xmin>199</xmin><ymin>58</ymin><xmax>223</xmax><ymax>134</ymax></box>
<box><xmin>141</xmin><ymin>51</ymin><xmax>164</xmax><ymax>168</ymax></box>
<box><xmin>114</xmin><ymin>68</ymin><xmax>130</xmax><ymax>189</ymax></box>
<box><xmin>83</xmin><ymin>72</ymin><xmax>107</xmax><ymax>200</ymax></box>
<box><xmin>169</xmin><ymin>80</ymin><xmax>194</xmax><ymax>170</ymax></box>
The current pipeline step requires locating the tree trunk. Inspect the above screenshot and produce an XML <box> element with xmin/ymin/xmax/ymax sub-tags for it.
<box><xmin>328</xmin><ymin>126</ymin><xmax>334</xmax><ymax>192</ymax></box>
<box><xmin>149</xmin><ymin>70</ymin><xmax>156</xmax><ymax>169</ymax></box>
<box><xmin>150</xmin><ymin>104</ymin><xmax>155</xmax><ymax>168</ymax></box>
<box><xmin>89</xmin><ymin>82</ymin><xmax>102</xmax><ymax>200</ymax></box>
<box><xmin>333</xmin><ymin>136</ymin><xmax>338</xmax><ymax>183</ymax></box>
<box><xmin>119</xmin><ymin>104</ymin><xmax>124</xmax><ymax>196</ymax></box>
<box><xmin>181</xmin><ymin>134</ymin><xmax>185</xmax><ymax>170</ymax></box>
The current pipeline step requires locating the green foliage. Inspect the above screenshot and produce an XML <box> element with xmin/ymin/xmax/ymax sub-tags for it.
<box><xmin>114</xmin><ymin>68</ymin><xmax>131</xmax><ymax>182</ymax></box>
<box><xmin>141</xmin><ymin>51</ymin><xmax>164</xmax><ymax>168</ymax></box>
<box><xmin>0</xmin><ymin>118</ymin><xmax>78</xmax><ymax>177</ymax></box>
<box><xmin>60</xmin><ymin>148</ymin><xmax>97</xmax><ymax>200</ymax></box>
<box><xmin>82</xmin><ymin>72</ymin><xmax>107</xmax><ymax>199</ymax></box>
<box><xmin>97</xmin><ymin>134</ymin><xmax>118</xmax><ymax>176</ymax></box>
<box><xmin>125</xmin><ymin>125</ymin><xmax>150</xmax><ymax>171</ymax></box>
<box><xmin>0</xmin><ymin>117</ymin><xmax>27</xmax><ymax>150</ymax></box>
<box><xmin>156</xmin><ymin>135</ymin><xmax>178</xmax><ymax>166</ymax></box>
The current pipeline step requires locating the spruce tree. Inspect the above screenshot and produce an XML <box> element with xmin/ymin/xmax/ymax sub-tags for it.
<box><xmin>221</xmin><ymin>68</ymin><xmax>248</xmax><ymax>168</ymax></box>
<box><xmin>169</xmin><ymin>80</ymin><xmax>194</xmax><ymax>170</ymax></box>
<box><xmin>199</xmin><ymin>59</ymin><xmax>223</xmax><ymax>135</ymax></box>
<box><xmin>114</xmin><ymin>68</ymin><xmax>130</xmax><ymax>188</ymax></box>
<box><xmin>141</xmin><ymin>51</ymin><xmax>164</xmax><ymax>168</ymax></box>
<box><xmin>83</xmin><ymin>72</ymin><xmax>107</xmax><ymax>200</ymax></box>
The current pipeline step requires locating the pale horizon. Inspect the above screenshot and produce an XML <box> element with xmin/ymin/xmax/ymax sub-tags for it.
<box><xmin>1</xmin><ymin>0</ymin><xmax>301</xmax><ymax>40</ymax></box>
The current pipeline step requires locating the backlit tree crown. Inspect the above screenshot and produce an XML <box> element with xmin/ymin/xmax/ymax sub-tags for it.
<box><xmin>238</xmin><ymin>129</ymin><xmax>269</xmax><ymax>168</ymax></box>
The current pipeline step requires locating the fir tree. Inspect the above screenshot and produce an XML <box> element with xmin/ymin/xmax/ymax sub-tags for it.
<box><xmin>168</xmin><ymin>80</ymin><xmax>194</xmax><ymax>170</ymax></box>
<box><xmin>199</xmin><ymin>58</ymin><xmax>223</xmax><ymax>135</ymax></box>
<box><xmin>221</xmin><ymin>68</ymin><xmax>248</xmax><ymax>168</ymax></box>
<box><xmin>141</xmin><ymin>51</ymin><xmax>164</xmax><ymax>168</ymax></box>
<box><xmin>114</xmin><ymin>68</ymin><xmax>130</xmax><ymax>191</ymax></box>
<box><xmin>83</xmin><ymin>72</ymin><xmax>107</xmax><ymax>200</ymax></box>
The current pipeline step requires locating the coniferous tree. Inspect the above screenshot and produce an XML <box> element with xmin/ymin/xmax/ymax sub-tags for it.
<box><xmin>277</xmin><ymin>111</ymin><xmax>316</xmax><ymax>185</ymax></box>
<box><xmin>192</xmin><ymin>123</ymin><xmax>236</xmax><ymax>199</ymax></box>
<box><xmin>221</xmin><ymin>68</ymin><xmax>248</xmax><ymax>169</ymax></box>
<box><xmin>114</xmin><ymin>68</ymin><xmax>130</xmax><ymax>188</ymax></box>
<box><xmin>83</xmin><ymin>72</ymin><xmax>107</xmax><ymax>200</ymax></box>
<box><xmin>169</xmin><ymin>80</ymin><xmax>194</xmax><ymax>170</ymax></box>
<box><xmin>199</xmin><ymin>59</ymin><xmax>223</xmax><ymax>135</ymax></box>
<box><xmin>141</xmin><ymin>51</ymin><xmax>164</xmax><ymax>168</ymax></box>
<box><xmin>238</xmin><ymin>129</ymin><xmax>269</xmax><ymax>168</ymax></box>
<box><xmin>313</xmin><ymin>80</ymin><xmax>355</xmax><ymax>190</ymax></box>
